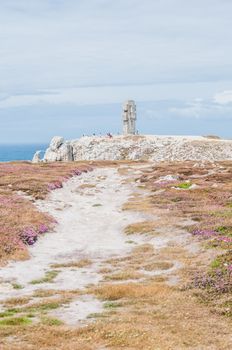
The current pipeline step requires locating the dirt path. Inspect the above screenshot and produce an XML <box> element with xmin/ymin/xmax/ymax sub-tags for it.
<box><xmin>0</xmin><ymin>164</ymin><xmax>231</xmax><ymax>349</ymax></box>
<box><xmin>0</xmin><ymin>167</ymin><xmax>147</xmax><ymax>322</ymax></box>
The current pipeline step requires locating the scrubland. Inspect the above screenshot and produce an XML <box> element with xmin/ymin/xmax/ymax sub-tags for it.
<box><xmin>0</xmin><ymin>162</ymin><xmax>94</xmax><ymax>263</ymax></box>
<box><xmin>0</xmin><ymin>160</ymin><xmax>231</xmax><ymax>350</ymax></box>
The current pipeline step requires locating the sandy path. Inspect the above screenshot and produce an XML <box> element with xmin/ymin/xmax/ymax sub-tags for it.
<box><xmin>0</xmin><ymin>167</ymin><xmax>146</xmax><ymax>322</ymax></box>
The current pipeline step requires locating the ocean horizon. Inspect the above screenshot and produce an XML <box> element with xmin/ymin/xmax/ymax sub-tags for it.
<box><xmin>0</xmin><ymin>143</ymin><xmax>48</xmax><ymax>162</ymax></box>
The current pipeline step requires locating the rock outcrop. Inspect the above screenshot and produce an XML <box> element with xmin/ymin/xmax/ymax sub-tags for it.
<box><xmin>33</xmin><ymin>135</ymin><xmax>232</xmax><ymax>163</ymax></box>
<box><xmin>32</xmin><ymin>151</ymin><xmax>42</xmax><ymax>163</ymax></box>
<box><xmin>43</xmin><ymin>136</ymin><xmax>73</xmax><ymax>162</ymax></box>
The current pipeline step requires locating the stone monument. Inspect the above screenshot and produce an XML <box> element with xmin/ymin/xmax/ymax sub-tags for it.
<box><xmin>123</xmin><ymin>100</ymin><xmax>137</xmax><ymax>135</ymax></box>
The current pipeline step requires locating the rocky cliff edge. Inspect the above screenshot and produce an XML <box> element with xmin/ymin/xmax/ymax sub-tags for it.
<box><xmin>32</xmin><ymin>135</ymin><xmax>232</xmax><ymax>163</ymax></box>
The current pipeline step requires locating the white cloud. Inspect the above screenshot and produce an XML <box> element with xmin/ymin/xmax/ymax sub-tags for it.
<box><xmin>169</xmin><ymin>94</ymin><xmax>232</xmax><ymax>120</ymax></box>
<box><xmin>0</xmin><ymin>0</ymin><xmax>232</xmax><ymax>95</ymax></box>
<box><xmin>1</xmin><ymin>82</ymin><xmax>232</xmax><ymax>109</ymax></box>
<box><xmin>0</xmin><ymin>0</ymin><xmax>232</xmax><ymax>141</ymax></box>
<box><xmin>214</xmin><ymin>90</ymin><xmax>232</xmax><ymax>104</ymax></box>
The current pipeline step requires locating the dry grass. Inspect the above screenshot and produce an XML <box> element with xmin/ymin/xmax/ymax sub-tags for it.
<box><xmin>50</xmin><ymin>259</ymin><xmax>92</xmax><ymax>269</ymax></box>
<box><xmin>122</xmin><ymin>196</ymin><xmax>153</xmax><ymax>212</ymax></box>
<box><xmin>0</xmin><ymin>161</ymin><xmax>232</xmax><ymax>349</ymax></box>
<box><xmin>1</xmin><ymin>283</ymin><xmax>231</xmax><ymax>350</ymax></box>
<box><xmin>3</xmin><ymin>297</ymin><xmax>31</xmax><ymax>307</ymax></box>
<box><xmin>92</xmin><ymin>282</ymin><xmax>170</xmax><ymax>301</ymax></box>
<box><xmin>143</xmin><ymin>261</ymin><xmax>174</xmax><ymax>271</ymax></box>
<box><xmin>124</xmin><ymin>221</ymin><xmax>158</xmax><ymax>235</ymax></box>
<box><xmin>104</xmin><ymin>270</ymin><xmax>144</xmax><ymax>281</ymax></box>
<box><xmin>1</xmin><ymin>296</ymin><xmax>71</xmax><ymax>318</ymax></box>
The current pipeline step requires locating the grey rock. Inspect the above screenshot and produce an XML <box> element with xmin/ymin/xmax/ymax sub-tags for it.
<box><xmin>123</xmin><ymin>100</ymin><xmax>137</xmax><ymax>135</ymax></box>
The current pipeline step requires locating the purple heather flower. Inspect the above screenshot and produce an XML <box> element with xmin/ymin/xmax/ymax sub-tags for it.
<box><xmin>21</xmin><ymin>227</ymin><xmax>38</xmax><ymax>245</ymax></box>
<box><xmin>38</xmin><ymin>224</ymin><xmax>49</xmax><ymax>234</ymax></box>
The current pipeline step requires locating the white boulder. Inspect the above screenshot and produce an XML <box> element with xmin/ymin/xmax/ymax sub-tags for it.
<box><xmin>50</xmin><ymin>136</ymin><xmax>65</xmax><ymax>151</ymax></box>
<box><xmin>43</xmin><ymin>136</ymin><xmax>73</xmax><ymax>162</ymax></box>
<box><xmin>32</xmin><ymin>151</ymin><xmax>42</xmax><ymax>163</ymax></box>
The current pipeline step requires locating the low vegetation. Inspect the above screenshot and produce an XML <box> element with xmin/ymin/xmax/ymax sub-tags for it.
<box><xmin>50</xmin><ymin>259</ymin><xmax>92</xmax><ymax>269</ymax></box>
<box><xmin>30</xmin><ymin>270</ymin><xmax>60</xmax><ymax>285</ymax></box>
<box><xmin>0</xmin><ymin>161</ymin><xmax>93</xmax><ymax>264</ymax></box>
<box><xmin>0</xmin><ymin>160</ymin><xmax>231</xmax><ymax>349</ymax></box>
<box><xmin>134</xmin><ymin>161</ymin><xmax>232</xmax><ymax>316</ymax></box>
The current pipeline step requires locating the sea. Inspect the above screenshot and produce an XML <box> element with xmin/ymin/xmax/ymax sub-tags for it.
<box><xmin>0</xmin><ymin>144</ymin><xmax>48</xmax><ymax>162</ymax></box>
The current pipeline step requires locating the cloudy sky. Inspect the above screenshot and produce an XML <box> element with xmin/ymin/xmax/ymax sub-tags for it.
<box><xmin>0</xmin><ymin>0</ymin><xmax>232</xmax><ymax>143</ymax></box>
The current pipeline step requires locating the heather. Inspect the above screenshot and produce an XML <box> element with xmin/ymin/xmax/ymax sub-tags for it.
<box><xmin>137</xmin><ymin>161</ymin><xmax>232</xmax><ymax>315</ymax></box>
<box><xmin>0</xmin><ymin>161</ymin><xmax>93</xmax><ymax>264</ymax></box>
<box><xmin>0</xmin><ymin>162</ymin><xmax>93</xmax><ymax>199</ymax></box>
<box><xmin>0</xmin><ymin>162</ymin><xmax>231</xmax><ymax>350</ymax></box>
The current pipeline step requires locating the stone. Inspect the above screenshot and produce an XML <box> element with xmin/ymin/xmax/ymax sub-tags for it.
<box><xmin>37</xmin><ymin>135</ymin><xmax>232</xmax><ymax>162</ymax></box>
<box><xmin>32</xmin><ymin>150</ymin><xmax>42</xmax><ymax>163</ymax></box>
<box><xmin>43</xmin><ymin>137</ymin><xmax>73</xmax><ymax>162</ymax></box>
<box><xmin>123</xmin><ymin>100</ymin><xmax>137</xmax><ymax>135</ymax></box>
<box><xmin>50</xmin><ymin>136</ymin><xmax>65</xmax><ymax>151</ymax></box>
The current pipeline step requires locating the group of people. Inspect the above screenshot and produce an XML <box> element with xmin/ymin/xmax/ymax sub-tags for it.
<box><xmin>82</xmin><ymin>132</ymin><xmax>114</xmax><ymax>138</ymax></box>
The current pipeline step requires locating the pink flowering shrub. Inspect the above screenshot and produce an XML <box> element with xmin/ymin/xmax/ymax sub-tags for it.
<box><xmin>21</xmin><ymin>227</ymin><xmax>38</xmax><ymax>245</ymax></box>
<box><xmin>38</xmin><ymin>224</ymin><xmax>49</xmax><ymax>234</ymax></box>
<box><xmin>47</xmin><ymin>181</ymin><xmax>63</xmax><ymax>191</ymax></box>
<box><xmin>138</xmin><ymin>160</ymin><xmax>232</xmax><ymax>315</ymax></box>
<box><xmin>0</xmin><ymin>161</ymin><xmax>95</xmax><ymax>263</ymax></box>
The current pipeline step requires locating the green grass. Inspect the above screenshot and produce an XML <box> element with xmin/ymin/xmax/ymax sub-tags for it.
<box><xmin>12</xmin><ymin>283</ymin><xmax>24</xmax><ymax>290</ymax></box>
<box><xmin>0</xmin><ymin>309</ymin><xmax>18</xmax><ymax>318</ymax></box>
<box><xmin>176</xmin><ymin>182</ymin><xmax>192</xmax><ymax>189</ymax></box>
<box><xmin>103</xmin><ymin>301</ymin><xmax>122</xmax><ymax>309</ymax></box>
<box><xmin>92</xmin><ymin>203</ymin><xmax>102</xmax><ymax>207</ymax></box>
<box><xmin>30</xmin><ymin>270</ymin><xmax>60</xmax><ymax>285</ymax></box>
<box><xmin>211</xmin><ymin>258</ymin><xmax>221</xmax><ymax>269</ymax></box>
<box><xmin>0</xmin><ymin>301</ymin><xmax>68</xmax><ymax>322</ymax></box>
<box><xmin>0</xmin><ymin>316</ymin><xmax>32</xmax><ymax>326</ymax></box>
<box><xmin>216</xmin><ymin>226</ymin><xmax>232</xmax><ymax>236</ymax></box>
<box><xmin>21</xmin><ymin>301</ymin><xmax>63</xmax><ymax>313</ymax></box>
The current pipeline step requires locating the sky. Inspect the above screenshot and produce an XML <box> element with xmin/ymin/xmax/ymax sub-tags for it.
<box><xmin>0</xmin><ymin>0</ymin><xmax>232</xmax><ymax>143</ymax></box>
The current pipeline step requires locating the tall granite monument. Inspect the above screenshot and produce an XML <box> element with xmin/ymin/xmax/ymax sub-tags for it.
<box><xmin>123</xmin><ymin>100</ymin><xmax>137</xmax><ymax>135</ymax></box>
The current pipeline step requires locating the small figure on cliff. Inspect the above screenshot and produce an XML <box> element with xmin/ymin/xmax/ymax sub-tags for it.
<box><xmin>123</xmin><ymin>100</ymin><xmax>137</xmax><ymax>135</ymax></box>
